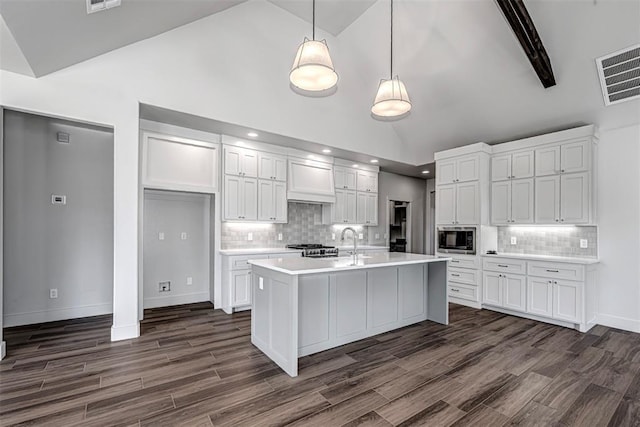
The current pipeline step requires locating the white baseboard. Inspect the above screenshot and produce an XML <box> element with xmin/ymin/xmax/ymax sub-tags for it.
<box><xmin>143</xmin><ymin>292</ymin><xmax>209</xmax><ymax>309</ymax></box>
<box><xmin>3</xmin><ymin>303</ymin><xmax>112</xmax><ymax>328</ymax></box>
<box><xmin>111</xmin><ymin>322</ymin><xmax>140</xmax><ymax>341</ymax></box>
<box><xmin>1</xmin><ymin>341</ymin><xmax>6</xmax><ymax>360</ymax></box>
<box><xmin>597</xmin><ymin>313</ymin><xmax>640</xmax><ymax>333</ymax></box>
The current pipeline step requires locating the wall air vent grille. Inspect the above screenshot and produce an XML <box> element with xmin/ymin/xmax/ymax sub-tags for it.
<box><xmin>87</xmin><ymin>0</ymin><xmax>121</xmax><ymax>14</ymax></box>
<box><xmin>596</xmin><ymin>44</ymin><xmax>640</xmax><ymax>106</ymax></box>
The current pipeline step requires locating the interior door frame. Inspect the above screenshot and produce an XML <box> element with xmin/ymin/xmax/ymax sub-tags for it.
<box><xmin>385</xmin><ymin>198</ymin><xmax>412</xmax><ymax>253</ymax></box>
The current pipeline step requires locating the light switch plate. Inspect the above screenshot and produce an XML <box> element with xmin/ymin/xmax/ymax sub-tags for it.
<box><xmin>158</xmin><ymin>232</ymin><xmax>165</xmax><ymax>241</ymax></box>
<box><xmin>510</xmin><ymin>236</ymin><xmax>517</xmax><ymax>245</ymax></box>
<box><xmin>358</xmin><ymin>233</ymin><xmax>364</xmax><ymax>239</ymax></box>
<box><xmin>580</xmin><ymin>239</ymin><xmax>588</xmax><ymax>248</ymax></box>
<box><xmin>247</xmin><ymin>232</ymin><xmax>253</xmax><ymax>241</ymax></box>
<box><xmin>278</xmin><ymin>233</ymin><xmax>283</xmax><ymax>241</ymax></box>
<box><xmin>259</xmin><ymin>277</ymin><xmax>264</xmax><ymax>290</ymax></box>
<box><xmin>186</xmin><ymin>277</ymin><xmax>193</xmax><ymax>285</ymax></box>
<box><xmin>331</xmin><ymin>233</ymin><xmax>336</xmax><ymax>240</ymax></box>
<box><xmin>180</xmin><ymin>232</ymin><xmax>187</xmax><ymax>240</ymax></box>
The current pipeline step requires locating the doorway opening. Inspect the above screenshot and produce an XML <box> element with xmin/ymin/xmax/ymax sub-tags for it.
<box><xmin>389</xmin><ymin>200</ymin><xmax>411</xmax><ymax>252</ymax></box>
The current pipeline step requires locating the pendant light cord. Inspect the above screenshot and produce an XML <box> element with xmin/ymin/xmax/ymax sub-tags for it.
<box><xmin>390</xmin><ymin>0</ymin><xmax>393</xmax><ymax>78</ymax></box>
<box><xmin>312</xmin><ymin>0</ymin><xmax>316</xmax><ymax>40</ymax></box>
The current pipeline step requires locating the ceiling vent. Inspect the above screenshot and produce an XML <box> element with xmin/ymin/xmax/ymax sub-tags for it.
<box><xmin>596</xmin><ymin>44</ymin><xmax>640</xmax><ymax>106</ymax></box>
<box><xmin>87</xmin><ymin>0</ymin><xmax>121</xmax><ymax>14</ymax></box>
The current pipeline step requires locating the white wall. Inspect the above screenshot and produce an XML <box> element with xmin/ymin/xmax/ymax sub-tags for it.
<box><xmin>3</xmin><ymin>111</ymin><xmax>114</xmax><ymax>327</ymax></box>
<box><xmin>143</xmin><ymin>190</ymin><xmax>210</xmax><ymax>309</ymax></box>
<box><xmin>596</xmin><ymin>124</ymin><xmax>640</xmax><ymax>331</ymax></box>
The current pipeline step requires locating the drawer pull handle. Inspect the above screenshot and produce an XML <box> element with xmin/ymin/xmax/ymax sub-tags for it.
<box><xmin>498</xmin><ymin>264</ymin><xmax>508</xmax><ymax>268</ymax></box>
<box><xmin>546</xmin><ymin>269</ymin><xmax>559</xmax><ymax>273</ymax></box>
<box><xmin>451</xmin><ymin>288</ymin><xmax>460</xmax><ymax>292</ymax></box>
<box><xmin>451</xmin><ymin>273</ymin><xmax>460</xmax><ymax>277</ymax></box>
<box><xmin>451</xmin><ymin>260</ymin><xmax>459</xmax><ymax>263</ymax></box>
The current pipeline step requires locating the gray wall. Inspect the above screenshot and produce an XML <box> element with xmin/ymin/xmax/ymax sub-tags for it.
<box><xmin>3</xmin><ymin>110</ymin><xmax>114</xmax><ymax>327</ymax></box>
<box><xmin>143</xmin><ymin>190</ymin><xmax>210</xmax><ymax>308</ymax></box>
<box><xmin>368</xmin><ymin>172</ymin><xmax>427</xmax><ymax>254</ymax></box>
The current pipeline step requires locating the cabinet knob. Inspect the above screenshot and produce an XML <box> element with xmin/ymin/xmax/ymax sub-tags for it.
<box><xmin>561</xmin><ymin>169</ymin><xmax>565</xmax><ymax>173</ymax></box>
<box><xmin>560</xmin><ymin>219</ymin><xmax>564</xmax><ymax>222</ymax></box>
<box><xmin>555</xmin><ymin>219</ymin><xmax>559</xmax><ymax>222</ymax></box>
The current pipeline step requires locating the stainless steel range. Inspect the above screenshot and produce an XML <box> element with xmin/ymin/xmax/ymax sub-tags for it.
<box><xmin>286</xmin><ymin>244</ymin><xmax>339</xmax><ymax>258</ymax></box>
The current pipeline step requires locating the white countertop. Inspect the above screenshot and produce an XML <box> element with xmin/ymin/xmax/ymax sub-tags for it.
<box><xmin>249</xmin><ymin>252</ymin><xmax>450</xmax><ymax>275</ymax></box>
<box><xmin>337</xmin><ymin>245</ymin><xmax>389</xmax><ymax>251</ymax></box>
<box><xmin>483</xmin><ymin>253</ymin><xmax>599</xmax><ymax>265</ymax></box>
<box><xmin>219</xmin><ymin>248</ymin><xmax>303</xmax><ymax>256</ymax></box>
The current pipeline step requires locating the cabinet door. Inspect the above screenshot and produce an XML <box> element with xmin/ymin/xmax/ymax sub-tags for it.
<box><xmin>345</xmin><ymin>169</ymin><xmax>358</xmax><ymax>190</ymax></box>
<box><xmin>553</xmin><ymin>280</ymin><xmax>582</xmax><ymax>323</ymax></box>
<box><xmin>366</xmin><ymin>193</ymin><xmax>378</xmax><ymax>225</ymax></box>
<box><xmin>345</xmin><ymin>190</ymin><xmax>357</xmax><ymax>223</ymax></box>
<box><xmin>527</xmin><ymin>277</ymin><xmax>553</xmax><ymax>317</ymax></box>
<box><xmin>274</xmin><ymin>181</ymin><xmax>287</xmax><ymax>222</ymax></box>
<box><xmin>491</xmin><ymin>181</ymin><xmax>511</xmax><ymax>224</ymax></box>
<box><xmin>491</xmin><ymin>154</ymin><xmax>511</xmax><ymax>181</ymax></box>
<box><xmin>560</xmin><ymin>172</ymin><xmax>589</xmax><ymax>224</ymax></box>
<box><xmin>535</xmin><ymin>146</ymin><xmax>560</xmax><ymax>176</ymax></box>
<box><xmin>242</xmin><ymin>178</ymin><xmax>258</xmax><ymax>220</ymax></box>
<box><xmin>224</xmin><ymin>175</ymin><xmax>243</xmax><ymax>220</ymax></box>
<box><xmin>356</xmin><ymin>192</ymin><xmax>367</xmax><ymax>224</ymax></box>
<box><xmin>224</xmin><ymin>146</ymin><xmax>242</xmax><ymax>176</ymax></box>
<box><xmin>258</xmin><ymin>180</ymin><xmax>274</xmax><ymax>221</ymax></box>
<box><xmin>512</xmin><ymin>151</ymin><xmax>534</xmax><ymax>179</ymax></box>
<box><xmin>258</xmin><ymin>153</ymin><xmax>274</xmax><ymax>180</ymax></box>
<box><xmin>456</xmin><ymin>156</ymin><xmax>479</xmax><ymax>182</ymax></box>
<box><xmin>356</xmin><ymin>171</ymin><xmax>377</xmax><ymax>192</ymax></box>
<box><xmin>456</xmin><ymin>181</ymin><xmax>479</xmax><ymax>224</ymax></box>
<box><xmin>232</xmin><ymin>270</ymin><xmax>251</xmax><ymax>306</ymax></box>
<box><xmin>437</xmin><ymin>159</ymin><xmax>456</xmax><ymax>185</ymax></box>
<box><xmin>241</xmin><ymin>150</ymin><xmax>258</xmax><ymax>178</ymax></box>
<box><xmin>503</xmin><ymin>274</ymin><xmax>526</xmax><ymax>312</ymax></box>
<box><xmin>483</xmin><ymin>272</ymin><xmax>502</xmax><ymax>306</ymax></box>
<box><xmin>511</xmin><ymin>178</ymin><xmax>534</xmax><ymax>224</ymax></box>
<box><xmin>535</xmin><ymin>176</ymin><xmax>560</xmax><ymax>223</ymax></box>
<box><xmin>273</xmin><ymin>156</ymin><xmax>287</xmax><ymax>181</ymax></box>
<box><xmin>334</xmin><ymin>166</ymin><xmax>347</xmax><ymax>189</ymax></box>
<box><xmin>437</xmin><ymin>185</ymin><xmax>456</xmax><ymax>225</ymax></box>
<box><xmin>561</xmin><ymin>140</ymin><xmax>589</xmax><ymax>174</ymax></box>
<box><xmin>334</xmin><ymin>189</ymin><xmax>346</xmax><ymax>223</ymax></box>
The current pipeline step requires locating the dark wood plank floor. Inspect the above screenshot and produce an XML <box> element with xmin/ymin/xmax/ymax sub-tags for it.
<box><xmin>2</xmin><ymin>303</ymin><xmax>640</xmax><ymax>426</ymax></box>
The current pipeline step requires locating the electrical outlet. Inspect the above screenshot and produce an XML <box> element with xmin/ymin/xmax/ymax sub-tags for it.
<box><xmin>180</xmin><ymin>232</ymin><xmax>187</xmax><ymax>240</ymax></box>
<box><xmin>158</xmin><ymin>232</ymin><xmax>165</xmax><ymax>241</ymax></box>
<box><xmin>510</xmin><ymin>236</ymin><xmax>517</xmax><ymax>245</ymax></box>
<box><xmin>186</xmin><ymin>277</ymin><xmax>193</xmax><ymax>285</ymax></box>
<box><xmin>49</xmin><ymin>288</ymin><xmax>58</xmax><ymax>299</ymax></box>
<box><xmin>580</xmin><ymin>239</ymin><xmax>588</xmax><ymax>249</ymax></box>
<box><xmin>247</xmin><ymin>232</ymin><xmax>253</xmax><ymax>241</ymax></box>
<box><xmin>375</xmin><ymin>233</ymin><xmax>380</xmax><ymax>239</ymax></box>
<box><xmin>259</xmin><ymin>277</ymin><xmax>264</xmax><ymax>290</ymax></box>
<box><xmin>278</xmin><ymin>233</ymin><xmax>283</xmax><ymax>241</ymax></box>
<box><xmin>331</xmin><ymin>233</ymin><xmax>336</xmax><ymax>240</ymax></box>
<box><xmin>159</xmin><ymin>281</ymin><xmax>171</xmax><ymax>292</ymax></box>
<box><xmin>358</xmin><ymin>233</ymin><xmax>364</xmax><ymax>240</ymax></box>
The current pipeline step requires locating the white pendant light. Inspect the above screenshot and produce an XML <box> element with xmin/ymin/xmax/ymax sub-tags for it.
<box><xmin>290</xmin><ymin>0</ymin><xmax>338</xmax><ymax>94</ymax></box>
<box><xmin>372</xmin><ymin>0</ymin><xmax>411</xmax><ymax>119</ymax></box>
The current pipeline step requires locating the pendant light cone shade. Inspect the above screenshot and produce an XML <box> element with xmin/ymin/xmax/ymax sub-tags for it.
<box><xmin>371</xmin><ymin>76</ymin><xmax>411</xmax><ymax>117</ymax></box>
<box><xmin>290</xmin><ymin>38</ymin><xmax>338</xmax><ymax>91</ymax></box>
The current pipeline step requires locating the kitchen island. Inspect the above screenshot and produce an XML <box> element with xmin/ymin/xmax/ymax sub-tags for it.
<box><xmin>248</xmin><ymin>253</ymin><xmax>450</xmax><ymax>377</ymax></box>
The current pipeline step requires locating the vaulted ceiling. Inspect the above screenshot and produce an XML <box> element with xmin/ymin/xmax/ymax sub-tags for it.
<box><xmin>1</xmin><ymin>0</ymin><xmax>639</xmax><ymax>173</ymax></box>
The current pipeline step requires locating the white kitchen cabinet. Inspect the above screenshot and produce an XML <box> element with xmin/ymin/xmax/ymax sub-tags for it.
<box><xmin>231</xmin><ymin>270</ymin><xmax>252</xmax><ymax>307</ymax></box>
<box><xmin>288</xmin><ymin>158</ymin><xmax>335</xmax><ymax>203</ymax></box>
<box><xmin>491</xmin><ymin>179</ymin><xmax>533</xmax><ymax>225</ymax></box>
<box><xmin>437</xmin><ymin>155</ymin><xmax>479</xmax><ymax>185</ymax></box>
<box><xmin>483</xmin><ymin>272</ymin><xmax>502</xmax><ymax>307</ymax></box>
<box><xmin>437</xmin><ymin>184</ymin><xmax>456</xmax><ymax>225</ymax></box>
<box><xmin>356</xmin><ymin>170</ymin><xmax>378</xmax><ymax>193</ymax></box>
<box><xmin>334</xmin><ymin>166</ymin><xmax>357</xmax><ymax>190</ymax></box>
<box><xmin>258</xmin><ymin>180</ymin><xmax>287</xmax><ymax>222</ymax></box>
<box><xmin>561</xmin><ymin>140</ymin><xmax>589</xmax><ymax>174</ymax></box>
<box><xmin>527</xmin><ymin>277</ymin><xmax>553</xmax><ymax>317</ymax></box>
<box><xmin>535</xmin><ymin>146</ymin><xmax>561</xmax><ymax>176</ymax></box>
<box><xmin>560</xmin><ymin>172</ymin><xmax>589</xmax><ymax>224</ymax></box>
<box><xmin>491</xmin><ymin>151</ymin><xmax>534</xmax><ymax>181</ymax></box>
<box><xmin>356</xmin><ymin>192</ymin><xmax>378</xmax><ymax>225</ymax></box>
<box><xmin>224</xmin><ymin>146</ymin><xmax>258</xmax><ymax>178</ymax></box>
<box><xmin>223</xmin><ymin>175</ymin><xmax>257</xmax><ymax>221</ymax></box>
<box><xmin>437</xmin><ymin>182</ymin><xmax>479</xmax><ymax>225</ymax></box>
<box><xmin>535</xmin><ymin>175</ymin><xmax>560</xmax><ymax>223</ymax></box>
<box><xmin>334</xmin><ymin>189</ymin><xmax>357</xmax><ymax>224</ymax></box>
<box><xmin>482</xmin><ymin>271</ymin><xmax>526</xmax><ymax>312</ymax></box>
<box><xmin>258</xmin><ymin>152</ymin><xmax>286</xmax><ymax>181</ymax></box>
<box><xmin>553</xmin><ymin>279</ymin><xmax>583</xmax><ymax>323</ymax></box>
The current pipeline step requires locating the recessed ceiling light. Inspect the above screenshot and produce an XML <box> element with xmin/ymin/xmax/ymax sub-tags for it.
<box><xmin>322</xmin><ymin>149</ymin><xmax>332</xmax><ymax>153</ymax></box>
<box><xmin>307</xmin><ymin>154</ymin><xmax>316</xmax><ymax>159</ymax></box>
<box><xmin>247</xmin><ymin>132</ymin><xmax>258</xmax><ymax>138</ymax></box>
<box><xmin>352</xmin><ymin>164</ymin><xmax>359</xmax><ymax>168</ymax></box>
<box><xmin>370</xmin><ymin>159</ymin><xmax>379</xmax><ymax>163</ymax></box>
<box><xmin>422</xmin><ymin>170</ymin><xmax>430</xmax><ymax>174</ymax></box>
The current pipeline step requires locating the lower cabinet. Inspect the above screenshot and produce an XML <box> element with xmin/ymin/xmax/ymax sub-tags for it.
<box><xmin>553</xmin><ymin>279</ymin><xmax>583</xmax><ymax>323</ymax></box>
<box><xmin>445</xmin><ymin>254</ymin><xmax>481</xmax><ymax>308</ymax></box>
<box><xmin>527</xmin><ymin>277</ymin><xmax>553</xmax><ymax>317</ymax></box>
<box><xmin>231</xmin><ymin>270</ymin><xmax>251</xmax><ymax>306</ymax></box>
<box><xmin>482</xmin><ymin>271</ymin><xmax>526</xmax><ymax>312</ymax></box>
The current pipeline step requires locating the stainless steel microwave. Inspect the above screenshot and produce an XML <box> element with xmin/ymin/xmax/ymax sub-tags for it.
<box><xmin>437</xmin><ymin>227</ymin><xmax>476</xmax><ymax>254</ymax></box>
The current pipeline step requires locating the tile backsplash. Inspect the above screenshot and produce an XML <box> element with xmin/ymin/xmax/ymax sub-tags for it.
<box><xmin>221</xmin><ymin>202</ymin><xmax>368</xmax><ymax>249</ymax></box>
<box><xmin>497</xmin><ymin>226</ymin><xmax>597</xmax><ymax>258</ymax></box>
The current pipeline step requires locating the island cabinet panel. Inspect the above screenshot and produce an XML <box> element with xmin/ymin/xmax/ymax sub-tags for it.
<box><xmin>335</xmin><ymin>272</ymin><xmax>367</xmax><ymax>338</ymax></box>
<box><xmin>298</xmin><ymin>276</ymin><xmax>330</xmax><ymax>348</ymax></box>
<box><xmin>399</xmin><ymin>264</ymin><xmax>426</xmax><ymax>320</ymax></box>
<box><xmin>367</xmin><ymin>268</ymin><xmax>399</xmax><ymax>329</ymax></box>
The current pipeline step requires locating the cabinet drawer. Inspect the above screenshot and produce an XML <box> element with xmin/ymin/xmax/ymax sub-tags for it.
<box><xmin>229</xmin><ymin>255</ymin><xmax>265</xmax><ymax>270</ymax></box>
<box><xmin>449</xmin><ymin>283</ymin><xmax>479</xmax><ymax>302</ymax></box>
<box><xmin>483</xmin><ymin>257</ymin><xmax>527</xmax><ymax>274</ymax></box>
<box><xmin>528</xmin><ymin>261</ymin><xmax>584</xmax><ymax>281</ymax></box>
<box><xmin>448</xmin><ymin>267</ymin><xmax>478</xmax><ymax>286</ymax></box>
<box><xmin>448</xmin><ymin>256</ymin><xmax>479</xmax><ymax>269</ymax></box>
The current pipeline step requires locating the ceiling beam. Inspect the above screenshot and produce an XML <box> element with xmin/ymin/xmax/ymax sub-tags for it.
<box><xmin>495</xmin><ymin>0</ymin><xmax>556</xmax><ymax>88</ymax></box>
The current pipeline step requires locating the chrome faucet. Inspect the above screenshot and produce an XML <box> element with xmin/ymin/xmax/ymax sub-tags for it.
<box><xmin>340</xmin><ymin>227</ymin><xmax>358</xmax><ymax>260</ymax></box>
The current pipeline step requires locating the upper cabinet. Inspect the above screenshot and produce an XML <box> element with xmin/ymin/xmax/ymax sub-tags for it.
<box><xmin>356</xmin><ymin>192</ymin><xmax>378</xmax><ymax>225</ymax></box>
<box><xmin>437</xmin><ymin>182</ymin><xmax>480</xmax><ymax>225</ymax></box>
<box><xmin>491</xmin><ymin>178</ymin><xmax>534</xmax><ymax>225</ymax></box>
<box><xmin>491</xmin><ymin>151</ymin><xmax>534</xmax><ymax>181</ymax></box>
<box><xmin>535</xmin><ymin>139</ymin><xmax>590</xmax><ymax>176</ymax></box>
<box><xmin>334</xmin><ymin>166</ymin><xmax>357</xmax><ymax>190</ymax></box>
<box><xmin>288</xmin><ymin>158</ymin><xmax>335</xmax><ymax>203</ymax></box>
<box><xmin>142</xmin><ymin>131</ymin><xmax>219</xmax><ymax>193</ymax></box>
<box><xmin>437</xmin><ymin>155</ymin><xmax>479</xmax><ymax>185</ymax></box>
<box><xmin>356</xmin><ymin>170</ymin><xmax>378</xmax><ymax>193</ymax></box>
<box><xmin>224</xmin><ymin>146</ymin><xmax>258</xmax><ymax>178</ymax></box>
<box><xmin>258</xmin><ymin>152</ymin><xmax>286</xmax><ymax>181</ymax></box>
<box><xmin>331</xmin><ymin>164</ymin><xmax>379</xmax><ymax>225</ymax></box>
